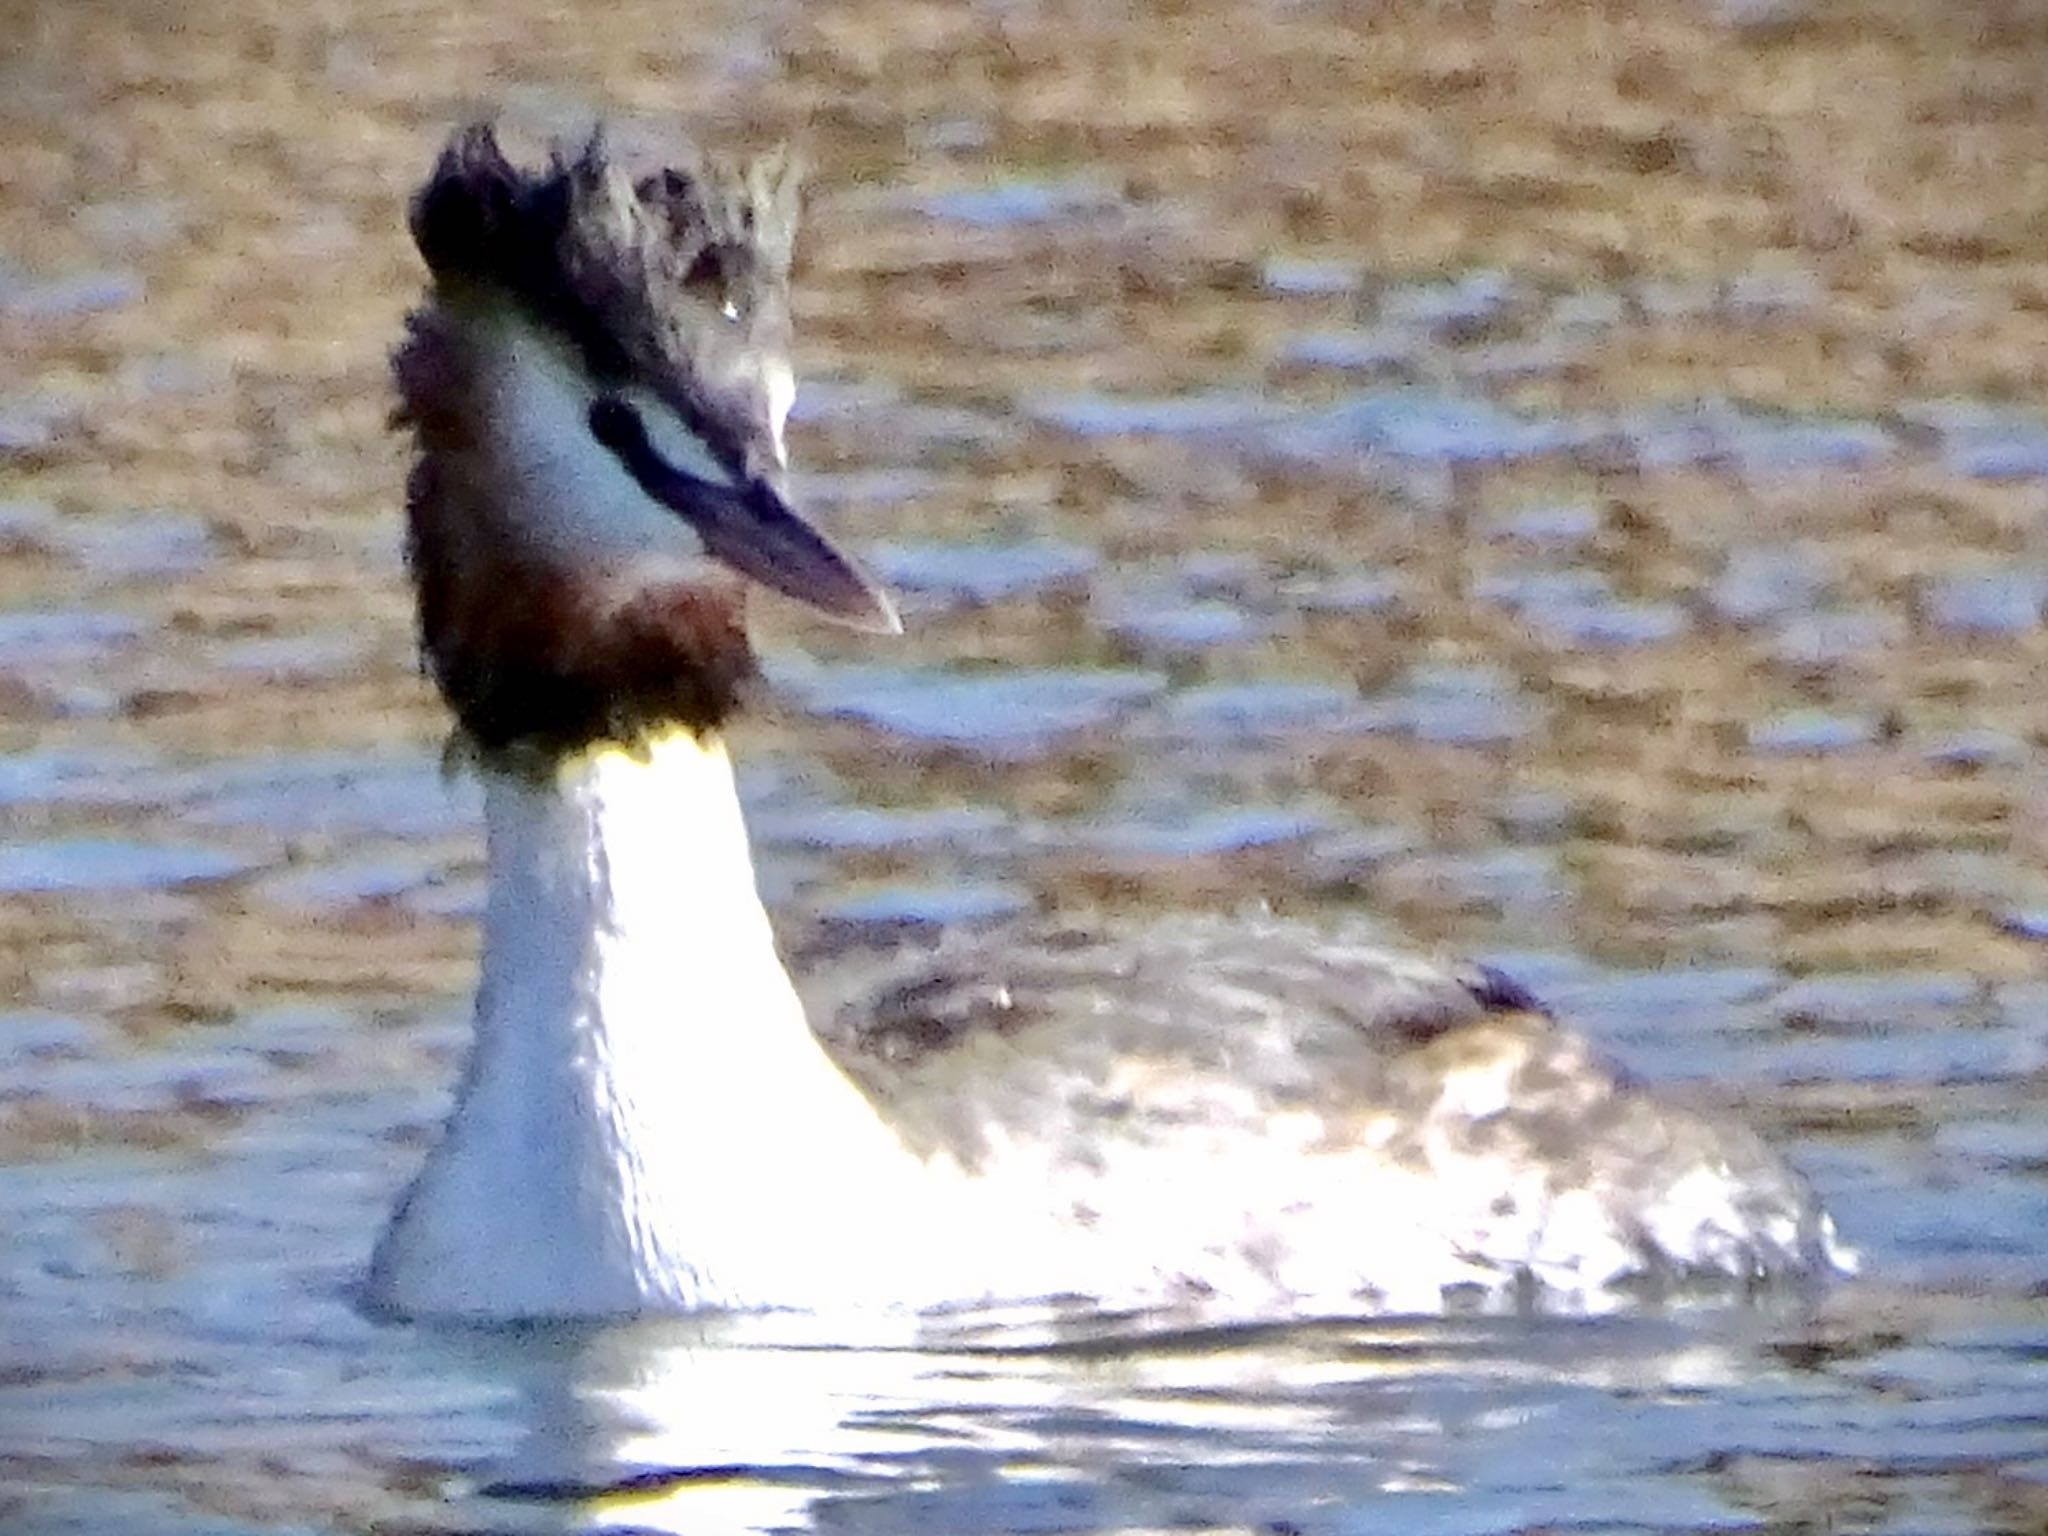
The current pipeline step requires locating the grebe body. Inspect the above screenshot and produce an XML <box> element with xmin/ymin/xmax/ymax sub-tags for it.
<box><xmin>365</xmin><ymin>124</ymin><xmax>1850</xmax><ymax>1323</ymax></box>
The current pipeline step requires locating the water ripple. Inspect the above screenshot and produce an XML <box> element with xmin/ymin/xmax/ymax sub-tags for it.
<box><xmin>778</xmin><ymin>664</ymin><xmax>1168</xmax><ymax>757</ymax></box>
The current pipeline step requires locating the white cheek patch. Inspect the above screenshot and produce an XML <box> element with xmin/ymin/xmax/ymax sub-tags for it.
<box><xmin>765</xmin><ymin>360</ymin><xmax>795</xmax><ymax>468</ymax></box>
<box><xmin>487</xmin><ymin>317</ymin><xmax>708</xmax><ymax>564</ymax></box>
<box><xmin>621</xmin><ymin>387</ymin><xmax>741</xmax><ymax>491</ymax></box>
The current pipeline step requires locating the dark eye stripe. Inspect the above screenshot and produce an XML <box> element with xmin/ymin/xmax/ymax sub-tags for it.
<box><xmin>584</xmin><ymin>397</ymin><xmax>896</xmax><ymax>632</ymax></box>
<box><xmin>587</xmin><ymin>395</ymin><xmax>653</xmax><ymax>466</ymax></box>
<box><xmin>588</xmin><ymin>396</ymin><xmax>730</xmax><ymax>494</ymax></box>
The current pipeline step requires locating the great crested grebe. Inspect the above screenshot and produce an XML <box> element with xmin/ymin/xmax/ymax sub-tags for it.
<box><xmin>365</xmin><ymin>123</ymin><xmax>1851</xmax><ymax>1323</ymax></box>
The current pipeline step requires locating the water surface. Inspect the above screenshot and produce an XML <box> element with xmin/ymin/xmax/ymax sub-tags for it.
<box><xmin>4</xmin><ymin>0</ymin><xmax>2048</xmax><ymax>1531</ymax></box>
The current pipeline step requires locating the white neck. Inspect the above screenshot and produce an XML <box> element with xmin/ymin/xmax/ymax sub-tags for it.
<box><xmin>367</xmin><ymin>729</ymin><xmax>935</xmax><ymax>1320</ymax></box>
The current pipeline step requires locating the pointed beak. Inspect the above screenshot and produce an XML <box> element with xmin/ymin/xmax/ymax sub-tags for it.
<box><xmin>702</xmin><ymin>477</ymin><xmax>902</xmax><ymax>634</ymax></box>
<box><xmin>588</xmin><ymin>396</ymin><xmax>900</xmax><ymax>633</ymax></box>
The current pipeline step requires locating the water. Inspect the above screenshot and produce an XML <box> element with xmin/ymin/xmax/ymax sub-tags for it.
<box><xmin>5</xmin><ymin>0</ymin><xmax>2048</xmax><ymax>1530</ymax></box>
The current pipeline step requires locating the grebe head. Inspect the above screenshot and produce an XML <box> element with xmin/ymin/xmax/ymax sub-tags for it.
<box><xmin>393</xmin><ymin>122</ymin><xmax>897</xmax><ymax>758</ymax></box>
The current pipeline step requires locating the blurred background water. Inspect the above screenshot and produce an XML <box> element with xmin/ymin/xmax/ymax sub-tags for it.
<box><xmin>3</xmin><ymin>0</ymin><xmax>2047</xmax><ymax>1530</ymax></box>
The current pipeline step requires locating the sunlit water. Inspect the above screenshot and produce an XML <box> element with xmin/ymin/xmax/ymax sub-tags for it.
<box><xmin>7</xmin><ymin>1</ymin><xmax>2048</xmax><ymax>1531</ymax></box>
<box><xmin>5</xmin><ymin>890</ymin><xmax>2047</xmax><ymax>1532</ymax></box>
